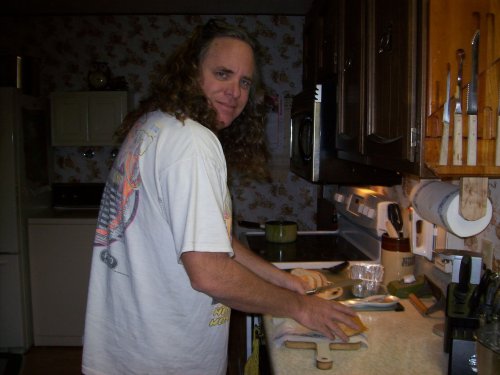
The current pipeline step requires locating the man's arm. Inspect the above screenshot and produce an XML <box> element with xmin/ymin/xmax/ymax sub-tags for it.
<box><xmin>181</xmin><ymin>249</ymin><xmax>359</xmax><ymax>341</ymax></box>
<box><xmin>230</xmin><ymin>237</ymin><xmax>306</xmax><ymax>293</ymax></box>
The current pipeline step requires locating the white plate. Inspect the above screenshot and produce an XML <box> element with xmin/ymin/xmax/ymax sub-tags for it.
<box><xmin>340</xmin><ymin>294</ymin><xmax>399</xmax><ymax>308</ymax></box>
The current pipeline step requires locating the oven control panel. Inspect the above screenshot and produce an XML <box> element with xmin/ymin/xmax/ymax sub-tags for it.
<box><xmin>334</xmin><ymin>186</ymin><xmax>392</xmax><ymax>237</ymax></box>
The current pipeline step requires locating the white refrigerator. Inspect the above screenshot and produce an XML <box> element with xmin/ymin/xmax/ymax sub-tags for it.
<box><xmin>0</xmin><ymin>87</ymin><xmax>51</xmax><ymax>353</ymax></box>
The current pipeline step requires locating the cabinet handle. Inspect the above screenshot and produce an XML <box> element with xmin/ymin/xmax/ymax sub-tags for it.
<box><xmin>378</xmin><ymin>24</ymin><xmax>393</xmax><ymax>54</ymax></box>
<box><xmin>367</xmin><ymin>133</ymin><xmax>402</xmax><ymax>144</ymax></box>
<box><xmin>343</xmin><ymin>58</ymin><xmax>352</xmax><ymax>72</ymax></box>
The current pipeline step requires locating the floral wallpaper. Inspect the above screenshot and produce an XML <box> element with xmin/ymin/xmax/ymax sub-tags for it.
<box><xmin>1</xmin><ymin>14</ymin><xmax>321</xmax><ymax>230</ymax></box>
<box><xmin>2</xmin><ymin>14</ymin><xmax>499</xmax><ymax>270</ymax></box>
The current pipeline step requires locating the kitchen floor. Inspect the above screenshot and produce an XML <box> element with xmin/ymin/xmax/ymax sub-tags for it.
<box><xmin>20</xmin><ymin>347</ymin><xmax>82</xmax><ymax>375</ymax></box>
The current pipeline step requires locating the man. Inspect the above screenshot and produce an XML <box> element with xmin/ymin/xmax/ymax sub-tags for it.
<box><xmin>82</xmin><ymin>19</ymin><xmax>359</xmax><ymax>375</ymax></box>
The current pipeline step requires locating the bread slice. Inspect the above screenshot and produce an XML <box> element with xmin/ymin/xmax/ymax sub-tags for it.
<box><xmin>339</xmin><ymin>315</ymin><xmax>368</xmax><ymax>337</ymax></box>
<box><xmin>291</xmin><ymin>268</ymin><xmax>329</xmax><ymax>290</ymax></box>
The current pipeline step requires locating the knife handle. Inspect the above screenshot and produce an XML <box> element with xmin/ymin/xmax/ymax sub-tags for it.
<box><xmin>467</xmin><ymin>114</ymin><xmax>477</xmax><ymax>166</ymax></box>
<box><xmin>439</xmin><ymin>122</ymin><xmax>450</xmax><ymax>165</ymax></box>
<box><xmin>496</xmin><ymin>115</ymin><xmax>500</xmax><ymax>166</ymax></box>
<box><xmin>453</xmin><ymin>113</ymin><xmax>463</xmax><ymax>165</ymax></box>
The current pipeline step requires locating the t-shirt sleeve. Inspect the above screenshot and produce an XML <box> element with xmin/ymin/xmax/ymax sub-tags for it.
<box><xmin>161</xmin><ymin>149</ymin><xmax>233</xmax><ymax>260</ymax></box>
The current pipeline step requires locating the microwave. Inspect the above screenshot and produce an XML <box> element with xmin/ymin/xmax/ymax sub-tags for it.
<box><xmin>290</xmin><ymin>81</ymin><xmax>401</xmax><ymax>185</ymax></box>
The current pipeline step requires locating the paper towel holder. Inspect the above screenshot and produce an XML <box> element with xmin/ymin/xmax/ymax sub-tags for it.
<box><xmin>459</xmin><ymin>177</ymin><xmax>488</xmax><ymax>221</ymax></box>
<box><xmin>409</xmin><ymin>180</ymin><xmax>492</xmax><ymax>238</ymax></box>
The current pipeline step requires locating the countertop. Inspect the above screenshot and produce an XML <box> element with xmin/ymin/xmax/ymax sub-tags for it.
<box><xmin>263</xmin><ymin>298</ymin><xmax>448</xmax><ymax>375</ymax></box>
<box><xmin>28</xmin><ymin>208</ymin><xmax>99</xmax><ymax>225</ymax></box>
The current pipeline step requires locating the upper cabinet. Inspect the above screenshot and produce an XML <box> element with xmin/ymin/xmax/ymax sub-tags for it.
<box><xmin>305</xmin><ymin>0</ymin><xmax>500</xmax><ymax>178</ymax></box>
<box><xmin>335</xmin><ymin>0</ymin><xmax>422</xmax><ymax>175</ymax></box>
<box><xmin>51</xmin><ymin>91</ymin><xmax>127</xmax><ymax>146</ymax></box>
<box><xmin>335</xmin><ymin>0</ymin><xmax>366</xmax><ymax>164</ymax></box>
<box><xmin>302</xmin><ymin>0</ymin><xmax>338</xmax><ymax>87</ymax></box>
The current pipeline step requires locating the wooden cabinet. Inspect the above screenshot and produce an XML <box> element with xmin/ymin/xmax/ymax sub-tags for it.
<box><xmin>336</xmin><ymin>0</ymin><xmax>366</xmax><ymax>163</ymax></box>
<box><xmin>51</xmin><ymin>91</ymin><xmax>127</xmax><ymax>146</ymax></box>
<box><xmin>365</xmin><ymin>0</ymin><xmax>421</xmax><ymax>171</ymax></box>
<box><xmin>424</xmin><ymin>0</ymin><xmax>500</xmax><ymax>177</ymax></box>
<box><xmin>28</xmin><ymin>219</ymin><xmax>96</xmax><ymax>346</ymax></box>
<box><xmin>336</xmin><ymin>0</ymin><xmax>422</xmax><ymax>174</ymax></box>
<box><xmin>302</xmin><ymin>0</ymin><xmax>338</xmax><ymax>87</ymax></box>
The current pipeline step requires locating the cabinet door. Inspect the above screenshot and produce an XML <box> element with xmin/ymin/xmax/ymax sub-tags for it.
<box><xmin>0</xmin><ymin>254</ymin><xmax>25</xmax><ymax>349</ymax></box>
<box><xmin>365</xmin><ymin>0</ymin><xmax>418</xmax><ymax>169</ymax></box>
<box><xmin>51</xmin><ymin>93</ymin><xmax>88</xmax><ymax>146</ymax></box>
<box><xmin>29</xmin><ymin>223</ymin><xmax>95</xmax><ymax>346</ymax></box>
<box><xmin>303</xmin><ymin>0</ymin><xmax>337</xmax><ymax>87</ymax></box>
<box><xmin>88</xmin><ymin>92</ymin><xmax>127</xmax><ymax>145</ymax></box>
<box><xmin>336</xmin><ymin>0</ymin><xmax>366</xmax><ymax>161</ymax></box>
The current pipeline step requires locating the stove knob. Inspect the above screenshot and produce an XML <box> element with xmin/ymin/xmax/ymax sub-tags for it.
<box><xmin>366</xmin><ymin>208</ymin><xmax>376</xmax><ymax>219</ymax></box>
<box><xmin>334</xmin><ymin>193</ymin><xmax>345</xmax><ymax>203</ymax></box>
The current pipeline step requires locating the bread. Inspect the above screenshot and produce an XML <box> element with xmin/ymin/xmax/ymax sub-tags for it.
<box><xmin>339</xmin><ymin>315</ymin><xmax>368</xmax><ymax>337</ymax></box>
<box><xmin>291</xmin><ymin>268</ymin><xmax>329</xmax><ymax>289</ymax></box>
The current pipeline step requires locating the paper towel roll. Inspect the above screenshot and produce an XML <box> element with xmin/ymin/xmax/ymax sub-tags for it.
<box><xmin>410</xmin><ymin>181</ymin><xmax>492</xmax><ymax>238</ymax></box>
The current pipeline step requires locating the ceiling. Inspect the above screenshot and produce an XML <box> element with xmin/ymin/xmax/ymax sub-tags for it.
<box><xmin>5</xmin><ymin>0</ymin><xmax>314</xmax><ymax>15</ymax></box>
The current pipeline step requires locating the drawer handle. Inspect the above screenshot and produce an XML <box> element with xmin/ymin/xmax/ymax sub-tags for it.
<box><xmin>378</xmin><ymin>24</ymin><xmax>393</xmax><ymax>54</ymax></box>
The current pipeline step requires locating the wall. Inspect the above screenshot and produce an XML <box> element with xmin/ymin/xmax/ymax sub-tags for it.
<box><xmin>1</xmin><ymin>14</ymin><xmax>321</xmax><ymax>229</ymax></box>
<box><xmin>2</xmin><ymin>14</ymin><xmax>499</xmax><ymax>268</ymax></box>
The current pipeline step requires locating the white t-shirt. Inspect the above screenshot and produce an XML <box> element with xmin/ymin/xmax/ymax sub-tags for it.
<box><xmin>82</xmin><ymin>111</ymin><xmax>233</xmax><ymax>375</ymax></box>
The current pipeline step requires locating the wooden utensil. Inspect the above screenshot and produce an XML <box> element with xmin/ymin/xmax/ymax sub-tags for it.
<box><xmin>285</xmin><ymin>340</ymin><xmax>362</xmax><ymax>370</ymax></box>
<box><xmin>495</xmin><ymin>84</ymin><xmax>500</xmax><ymax>166</ymax></box>
<box><xmin>459</xmin><ymin>177</ymin><xmax>488</xmax><ymax>221</ymax></box>
<box><xmin>453</xmin><ymin>49</ymin><xmax>465</xmax><ymax>165</ymax></box>
<box><xmin>439</xmin><ymin>66</ymin><xmax>451</xmax><ymax>165</ymax></box>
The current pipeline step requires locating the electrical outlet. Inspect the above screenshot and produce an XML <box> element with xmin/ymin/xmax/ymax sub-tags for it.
<box><xmin>481</xmin><ymin>239</ymin><xmax>493</xmax><ymax>270</ymax></box>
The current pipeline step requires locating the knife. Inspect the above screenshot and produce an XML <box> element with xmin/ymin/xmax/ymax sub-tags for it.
<box><xmin>496</xmin><ymin>84</ymin><xmax>500</xmax><ymax>166</ymax></box>
<box><xmin>453</xmin><ymin>254</ymin><xmax>471</xmax><ymax>304</ymax></box>
<box><xmin>466</xmin><ymin>30</ymin><xmax>480</xmax><ymax>166</ymax></box>
<box><xmin>439</xmin><ymin>66</ymin><xmax>451</xmax><ymax>165</ymax></box>
<box><xmin>468</xmin><ymin>269</ymin><xmax>491</xmax><ymax>316</ymax></box>
<box><xmin>453</xmin><ymin>49</ymin><xmax>465</xmax><ymax>165</ymax></box>
<box><xmin>306</xmin><ymin>279</ymin><xmax>362</xmax><ymax>295</ymax></box>
<box><xmin>482</xmin><ymin>273</ymin><xmax>500</xmax><ymax>323</ymax></box>
<box><xmin>387</xmin><ymin>203</ymin><xmax>403</xmax><ymax>237</ymax></box>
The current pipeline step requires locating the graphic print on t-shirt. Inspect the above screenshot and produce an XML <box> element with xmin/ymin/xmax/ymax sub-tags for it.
<box><xmin>94</xmin><ymin>125</ymin><xmax>158</xmax><ymax>269</ymax></box>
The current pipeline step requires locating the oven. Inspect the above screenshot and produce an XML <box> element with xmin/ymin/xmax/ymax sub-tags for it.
<box><xmin>241</xmin><ymin>186</ymin><xmax>390</xmax><ymax>269</ymax></box>
<box><xmin>52</xmin><ymin>183</ymin><xmax>104</xmax><ymax>210</ymax></box>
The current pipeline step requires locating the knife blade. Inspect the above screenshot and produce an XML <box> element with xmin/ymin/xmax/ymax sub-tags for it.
<box><xmin>306</xmin><ymin>279</ymin><xmax>362</xmax><ymax>295</ymax></box>
<box><xmin>439</xmin><ymin>66</ymin><xmax>451</xmax><ymax>165</ymax></box>
<box><xmin>453</xmin><ymin>49</ymin><xmax>465</xmax><ymax>165</ymax></box>
<box><xmin>466</xmin><ymin>30</ymin><xmax>480</xmax><ymax>166</ymax></box>
<box><xmin>495</xmin><ymin>84</ymin><xmax>500</xmax><ymax>166</ymax></box>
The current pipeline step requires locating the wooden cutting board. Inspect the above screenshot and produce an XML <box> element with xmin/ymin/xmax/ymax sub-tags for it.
<box><xmin>284</xmin><ymin>339</ymin><xmax>362</xmax><ymax>370</ymax></box>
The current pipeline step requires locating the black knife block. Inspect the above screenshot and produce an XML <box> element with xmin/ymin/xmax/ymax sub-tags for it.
<box><xmin>444</xmin><ymin>283</ymin><xmax>479</xmax><ymax>352</ymax></box>
<box><xmin>444</xmin><ymin>283</ymin><xmax>479</xmax><ymax>375</ymax></box>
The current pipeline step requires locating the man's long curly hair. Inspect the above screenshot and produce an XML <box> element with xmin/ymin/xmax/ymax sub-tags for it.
<box><xmin>116</xmin><ymin>19</ymin><xmax>270</xmax><ymax>181</ymax></box>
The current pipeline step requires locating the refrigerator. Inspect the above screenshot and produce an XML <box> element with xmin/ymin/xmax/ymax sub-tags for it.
<box><xmin>0</xmin><ymin>87</ymin><xmax>51</xmax><ymax>353</ymax></box>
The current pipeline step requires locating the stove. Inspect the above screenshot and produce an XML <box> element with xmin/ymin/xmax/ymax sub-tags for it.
<box><xmin>241</xmin><ymin>186</ymin><xmax>393</xmax><ymax>269</ymax></box>
<box><xmin>244</xmin><ymin>231</ymin><xmax>370</xmax><ymax>269</ymax></box>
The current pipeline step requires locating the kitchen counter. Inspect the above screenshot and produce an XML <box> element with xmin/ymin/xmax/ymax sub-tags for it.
<box><xmin>28</xmin><ymin>208</ymin><xmax>99</xmax><ymax>225</ymax></box>
<box><xmin>263</xmin><ymin>298</ymin><xmax>448</xmax><ymax>375</ymax></box>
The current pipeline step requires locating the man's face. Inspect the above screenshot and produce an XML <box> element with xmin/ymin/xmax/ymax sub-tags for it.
<box><xmin>199</xmin><ymin>37</ymin><xmax>255</xmax><ymax>129</ymax></box>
